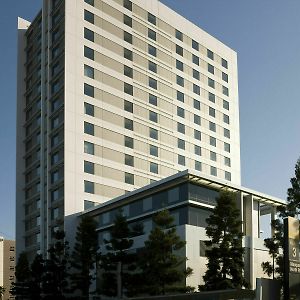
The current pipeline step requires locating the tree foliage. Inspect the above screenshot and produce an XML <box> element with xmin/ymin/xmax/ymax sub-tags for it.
<box><xmin>201</xmin><ymin>190</ymin><xmax>248</xmax><ymax>291</ymax></box>
<box><xmin>262</xmin><ymin>158</ymin><xmax>300</xmax><ymax>285</ymax></box>
<box><xmin>101</xmin><ymin>211</ymin><xmax>141</xmax><ymax>298</ymax></box>
<box><xmin>70</xmin><ymin>215</ymin><xmax>99</xmax><ymax>299</ymax></box>
<box><xmin>43</xmin><ymin>230</ymin><xmax>69</xmax><ymax>299</ymax></box>
<box><xmin>139</xmin><ymin>210</ymin><xmax>193</xmax><ymax>295</ymax></box>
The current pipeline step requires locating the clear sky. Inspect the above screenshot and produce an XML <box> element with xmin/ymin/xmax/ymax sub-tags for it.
<box><xmin>1</xmin><ymin>0</ymin><xmax>299</xmax><ymax>239</ymax></box>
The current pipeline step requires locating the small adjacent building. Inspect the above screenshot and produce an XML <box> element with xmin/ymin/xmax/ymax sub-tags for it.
<box><xmin>80</xmin><ymin>169</ymin><xmax>285</xmax><ymax>290</ymax></box>
<box><xmin>0</xmin><ymin>237</ymin><xmax>15</xmax><ymax>299</ymax></box>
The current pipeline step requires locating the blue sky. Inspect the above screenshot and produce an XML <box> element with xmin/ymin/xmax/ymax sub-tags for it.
<box><xmin>1</xmin><ymin>0</ymin><xmax>299</xmax><ymax>239</ymax></box>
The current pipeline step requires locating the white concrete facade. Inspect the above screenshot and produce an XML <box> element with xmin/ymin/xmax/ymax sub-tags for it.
<box><xmin>17</xmin><ymin>0</ymin><xmax>240</xmax><ymax>257</ymax></box>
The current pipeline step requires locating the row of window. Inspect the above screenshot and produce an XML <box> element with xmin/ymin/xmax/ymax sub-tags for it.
<box><xmin>115</xmin><ymin>0</ymin><xmax>229</xmax><ymax>69</ymax></box>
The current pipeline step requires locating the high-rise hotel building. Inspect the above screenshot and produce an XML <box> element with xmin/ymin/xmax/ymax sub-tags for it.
<box><xmin>16</xmin><ymin>0</ymin><xmax>240</xmax><ymax>258</ymax></box>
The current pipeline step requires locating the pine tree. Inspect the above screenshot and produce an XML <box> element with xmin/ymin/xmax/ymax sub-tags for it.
<box><xmin>70</xmin><ymin>215</ymin><xmax>99</xmax><ymax>299</ymax></box>
<box><xmin>201</xmin><ymin>190</ymin><xmax>248</xmax><ymax>291</ymax></box>
<box><xmin>101</xmin><ymin>211</ymin><xmax>140</xmax><ymax>298</ymax></box>
<box><xmin>262</xmin><ymin>158</ymin><xmax>300</xmax><ymax>285</ymax></box>
<box><xmin>139</xmin><ymin>210</ymin><xmax>193</xmax><ymax>295</ymax></box>
<box><xmin>43</xmin><ymin>230</ymin><xmax>69</xmax><ymax>299</ymax></box>
<box><xmin>11</xmin><ymin>252</ymin><xmax>31</xmax><ymax>299</ymax></box>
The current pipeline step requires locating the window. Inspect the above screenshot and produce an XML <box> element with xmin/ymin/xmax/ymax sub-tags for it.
<box><xmin>84</xmin><ymin>122</ymin><xmax>94</xmax><ymax>135</ymax></box>
<box><xmin>208</xmin><ymin>63</ymin><xmax>214</xmax><ymax>74</ymax></box>
<box><xmin>149</xmin><ymin>77</ymin><xmax>157</xmax><ymax>89</ymax></box>
<box><xmin>176</xmin><ymin>75</ymin><xmax>184</xmax><ymax>87</ymax></box>
<box><xmin>51</xmin><ymin>189</ymin><xmax>60</xmax><ymax>201</ymax></box>
<box><xmin>194</xmin><ymin>99</ymin><xmax>200</xmax><ymax>110</ymax></box>
<box><xmin>52</xmin><ymin>81</ymin><xmax>60</xmax><ymax>94</ymax></box>
<box><xmin>124</xmin><ymin>14</ymin><xmax>132</xmax><ymax>27</ymax></box>
<box><xmin>224</xmin><ymin>157</ymin><xmax>231</xmax><ymax>167</ymax></box>
<box><xmin>176</xmin><ymin>45</ymin><xmax>183</xmax><ymax>56</ymax></box>
<box><xmin>193</xmin><ymin>84</ymin><xmax>200</xmax><ymax>95</ymax></box>
<box><xmin>84</xmin><ymin>64</ymin><xmax>94</xmax><ymax>78</ymax></box>
<box><xmin>194</xmin><ymin>129</ymin><xmax>201</xmax><ymax>140</ymax></box>
<box><xmin>193</xmin><ymin>69</ymin><xmax>200</xmax><ymax>80</ymax></box>
<box><xmin>210</xmin><ymin>136</ymin><xmax>216</xmax><ymax>147</ymax></box>
<box><xmin>223</xmin><ymin>100</ymin><xmax>229</xmax><ymax>110</ymax></box>
<box><xmin>177</xmin><ymin>122</ymin><xmax>185</xmax><ymax>134</ymax></box>
<box><xmin>84</xmin><ymin>141</ymin><xmax>94</xmax><ymax>155</ymax></box>
<box><xmin>51</xmin><ymin>152</ymin><xmax>59</xmax><ymax>165</ymax></box>
<box><xmin>148</xmin><ymin>28</ymin><xmax>156</xmax><ymax>41</ymax></box>
<box><xmin>51</xmin><ymin>171</ymin><xmax>59</xmax><ymax>183</ymax></box>
<box><xmin>194</xmin><ymin>114</ymin><xmax>201</xmax><ymax>125</ymax></box>
<box><xmin>52</xmin><ymin>98</ymin><xmax>60</xmax><ymax>112</ymax></box>
<box><xmin>52</xmin><ymin>208</ymin><xmax>59</xmax><ymax>220</ymax></box>
<box><xmin>176</xmin><ymin>60</ymin><xmax>184</xmax><ymax>71</ymax></box>
<box><xmin>52</xmin><ymin>63</ymin><xmax>60</xmax><ymax>76</ymax></box>
<box><xmin>124</xmin><ymin>100</ymin><xmax>133</xmax><ymax>113</ymax></box>
<box><xmin>224</xmin><ymin>128</ymin><xmax>230</xmax><ymax>138</ymax></box>
<box><xmin>84</xmin><ymin>9</ymin><xmax>94</xmax><ymax>24</ymax></box>
<box><xmin>222</xmin><ymin>72</ymin><xmax>228</xmax><ymax>82</ymax></box>
<box><xmin>209</xmin><ymin>122</ymin><xmax>216</xmax><ymax>132</ymax></box>
<box><xmin>223</xmin><ymin>86</ymin><xmax>229</xmax><ymax>96</ymax></box>
<box><xmin>124</xmin><ymin>118</ymin><xmax>133</xmax><ymax>130</ymax></box>
<box><xmin>149</xmin><ymin>94</ymin><xmax>157</xmax><ymax>106</ymax></box>
<box><xmin>149</xmin><ymin>111</ymin><xmax>158</xmax><ymax>123</ymax></box>
<box><xmin>148</xmin><ymin>44</ymin><xmax>157</xmax><ymax>57</ymax></box>
<box><xmin>124</xmin><ymin>83</ymin><xmax>133</xmax><ymax>95</ymax></box>
<box><xmin>84</xmin><ymin>46</ymin><xmax>94</xmax><ymax>60</ymax></box>
<box><xmin>175</xmin><ymin>29</ymin><xmax>183</xmax><ymax>41</ymax></box>
<box><xmin>52</xmin><ymin>116</ymin><xmax>59</xmax><ymax>129</ymax></box>
<box><xmin>125</xmin><ymin>136</ymin><xmax>134</xmax><ymax>148</ymax></box>
<box><xmin>84</xmin><ymin>161</ymin><xmax>94</xmax><ymax>174</ymax></box>
<box><xmin>223</xmin><ymin>114</ymin><xmax>230</xmax><ymax>124</ymax></box>
<box><xmin>84</xmin><ymin>102</ymin><xmax>94</xmax><ymax>116</ymax></box>
<box><xmin>178</xmin><ymin>155</ymin><xmax>185</xmax><ymax>166</ymax></box>
<box><xmin>125</xmin><ymin>154</ymin><xmax>134</xmax><ymax>166</ymax></box>
<box><xmin>195</xmin><ymin>145</ymin><xmax>201</xmax><ymax>156</ymax></box>
<box><xmin>178</xmin><ymin>138</ymin><xmax>185</xmax><ymax>150</ymax></box>
<box><xmin>225</xmin><ymin>171</ymin><xmax>231</xmax><ymax>181</ymax></box>
<box><xmin>124</xmin><ymin>65</ymin><xmax>133</xmax><ymax>78</ymax></box>
<box><xmin>84</xmin><ymin>28</ymin><xmax>94</xmax><ymax>42</ymax></box>
<box><xmin>209</xmin><ymin>92</ymin><xmax>215</xmax><ymax>103</ymax></box>
<box><xmin>209</xmin><ymin>107</ymin><xmax>215</xmax><ymax>117</ymax></box>
<box><xmin>224</xmin><ymin>142</ymin><xmax>230</xmax><ymax>153</ymax></box>
<box><xmin>222</xmin><ymin>58</ymin><xmax>228</xmax><ymax>69</ymax></box>
<box><xmin>124</xmin><ymin>48</ymin><xmax>133</xmax><ymax>60</ymax></box>
<box><xmin>52</xmin><ymin>46</ymin><xmax>60</xmax><ymax>58</ymax></box>
<box><xmin>208</xmin><ymin>78</ymin><xmax>215</xmax><ymax>88</ymax></box>
<box><xmin>210</xmin><ymin>166</ymin><xmax>217</xmax><ymax>176</ymax></box>
<box><xmin>150</xmin><ymin>162</ymin><xmax>158</xmax><ymax>174</ymax></box>
<box><xmin>52</xmin><ymin>134</ymin><xmax>59</xmax><ymax>147</ymax></box>
<box><xmin>125</xmin><ymin>172</ymin><xmax>134</xmax><ymax>185</ymax></box>
<box><xmin>207</xmin><ymin>49</ymin><xmax>214</xmax><ymax>60</ymax></box>
<box><xmin>210</xmin><ymin>151</ymin><xmax>217</xmax><ymax>161</ymax></box>
<box><xmin>123</xmin><ymin>0</ymin><xmax>132</xmax><ymax>11</ymax></box>
<box><xmin>124</xmin><ymin>31</ymin><xmax>132</xmax><ymax>44</ymax></box>
<box><xmin>177</xmin><ymin>107</ymin><xmax>185</xmax><ymax>118</ymax></box>
<box><xmin>84</xmin><ymin>83</ymin><xmax>94</xmax><ymax>97</ymax></box>
<box><xmin>195</xmin><ymin>161</ymin><xmax>202</xmax><ymax>171</ymax></box>
<box><xmin>148</xmin><ymin>12</ymin><xmax>156</xmax><ymax>25</ymax></box>
<box><xmin>84</xmin><ymin>180</ymin><xmax>94</xmax><ymax>193</ymax></box>
<box><xmin>192</xmin><ymin>54</ymin><xmax>199</xmax><ymax>65</ymax></box>
<box><xmin>149</xmin><ymin>61</ymin><xmax>157</xmax><ymax>73</ymax></box>
<box><xmin>85</xmin><ymin>0</ymin><xmax>94</xmax><ymax>6</ymax></box>
<box><xmin>150</xmin><ymin>145</ymin><xmax>158</xmax><ymax>156</ymax></box>
<box><xmin>192</xmin><ymin>39</ymin><xmax>199</xmax><ymax>51</ymax></box>
<box><xmin>177</xmin><ymin>91</ymin><xmax>184</xmax><ymax>102</ymax></box>
<box><xmin>149</xmin><ymin>127</ymin><xmax>158</xmax><ymax>140</ymax></box>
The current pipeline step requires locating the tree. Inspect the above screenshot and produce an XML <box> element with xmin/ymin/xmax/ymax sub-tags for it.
<box><xmin>139</xmin><ymin>210</ymin><xmax>193</xmax><ymax>295</ymax></box>
<box><xmin>43</xmin><ymin>230</ymin><xmax>69</xmax><ymax>299</ymax></box>
<box><xmin>70</xmin><ymin>215</ymin><xmax>99</xmax><ymax>299</ymax></box>
<box><xmin>101</xmin><ymin>211</ymin><xmax>140</xmax><ymax>298</ymax></box>
<box><xmin>201</xmin><ymin>190</ymin><xmax>248</xmax><ymax>291</ymax></box>
<box><xmin>29</xmin><ymin>254</ymin><xmax>44</xmax><ymax>300</ymax></box>
<box><xmin>0</xmin><ymin>286</ymin><xmax>5</xmax><ymax>300</ymax></box>
<box><xmin>262</xmin><ymin>158</ymin><xmax>300</xmax><ymax>285</ymax></box>
<box><xmin>11</xmin><ymin>252</ymin><xmax>31</xmax><ymax>299</ymax></box>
